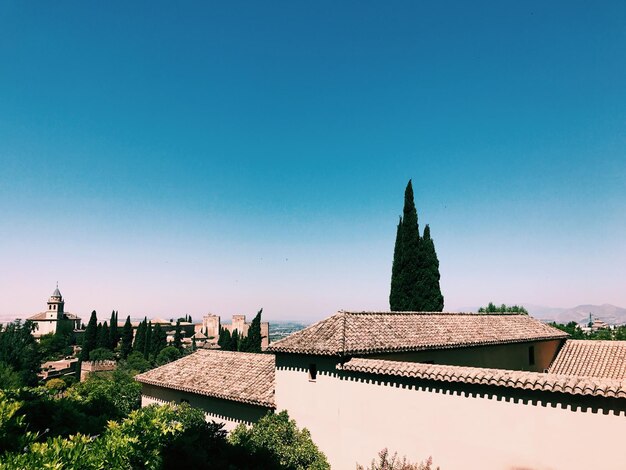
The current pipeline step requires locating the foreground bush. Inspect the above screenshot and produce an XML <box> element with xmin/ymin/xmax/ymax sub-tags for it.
<box><xmin>230</xmin><ymin>410</ymin><xmax>330</xmax><ymax>470</ymax></box>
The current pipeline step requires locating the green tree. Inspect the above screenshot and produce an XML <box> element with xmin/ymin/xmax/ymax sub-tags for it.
<box><xmin>120</xmin><ymin>316</ymin><xmax>134</xmax><ymax>359</ymax></box>
<box><xmin>240</xmin><ymin>309</ymin><xmax>263</xmax><ymax>353</ymax></box>
<box><xmin>109</xmin><ymin>310</ymin><xmax>120</xmax><ymax>350</ymax></box>
<box><xmin>478</xmin><ymin>302</ymin><xmax>529</xmax><ymax>315</ymax></box>
<box><xmin>218</xmin><ymin>327</ymin><xmax>231</xmax><ymax>350</ymax></box>
<box><xmin>80</xmin><ymin>311</ymin><xmax>98</xmax><ymax>361</ymax></box>
<box><xmin>96</xmin><ymin>321</ymin><xmax>110</xmax><ymax>350</ymax></box>
<box><xmin>230</xmin><ymin>329</ymin><xmax>240</xmax><ymax>351</ymax></box>
<box><xmin>417</xmin><ymin>225</ymin><xmax>444</xmax><ymax>311</ymax></box>
<box><xmin>150</xmin><ymin>324</ymin><xmax>167</xmax><ymax>360</ymax></box>
<box><xmin>0</xmin><ymin>363</ymin><xmax>24</xmax><ymax>390</ymax></box>
<box><xmin>89</xmin><ymin>347</ymin><xmax>115</xmax><ymax>361</ymax></box>
<box><xmin>120</xmin><ymin>351</ymin><xmax>152</xmax><ymax>374</ymax></box>
<box><xmin>156</xmin><ymin>346</ymin><xmax>181</xmax><ymax>366</ymax></box>
<box><xmin>229</xmin><ymin>410</ymin><xmax>330</xmax><ymax>470</ymax></box>
<box><xmin>389</xmin><ymin>181</ymin><xmax>445</xmax><ymax>312</ymax></box>
<box><xmin>39</xmin><ymin>333</ymin><xmax>71</xmax><ymax>361</ymax></box>
<box><xmin>143</xmin><ymin>321</ymin><xmax>152</xmax><ymax>360</ymax></box>
<box><xmin>173</xmin><ymin>319</ymin><xmax>183</xmax><ymax>351</ymax></box>
<box><xmin>133</xmin><ymin>318</ymin><xmax>147</xmax><ymax>356</ymax></box>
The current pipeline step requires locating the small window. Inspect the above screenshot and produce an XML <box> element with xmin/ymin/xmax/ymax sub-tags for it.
<box><xmin>528</xmin><ymin>346</ymin><xmax>535</xmax><ymax>366</ymax></box>
<box><xmin>308</xmin><ymin>364</ymin><xmax>317</xmax><ymax>381</ymax></box>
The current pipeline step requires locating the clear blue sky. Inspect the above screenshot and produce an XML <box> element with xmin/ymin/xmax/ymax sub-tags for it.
<box><xmin>1</xmin><ymin>1</ymin><xmax>624</xmax><ymax>322</ymax></box>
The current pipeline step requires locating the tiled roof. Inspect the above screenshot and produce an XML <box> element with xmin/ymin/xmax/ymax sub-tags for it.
<box><xmin>268</xmin><ymin>311</ymin><xmax>568</xmax><ymax>356</ymax></box>
<box><xmin>548</xmin><ymin>340</ymin><xmax>626</xmax><ymax>379</ymax></box>
<box><xmin>27</xmin><ymin>311</ymin><xmax>81</xmax><ymax>321</ymax></box>
<box><xmin>340</xmin><ymin>357</ymin><xmax>626</xmax><ymax>399</ymax></box>
<box><xmin>135</xmin><ymin>350</ymin><xmax>275</xmax><ymax>408</ymax></box>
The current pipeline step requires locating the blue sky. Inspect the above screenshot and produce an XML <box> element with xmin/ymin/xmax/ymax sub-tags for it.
<box><xmin>1</xmin><ymin>1</ymin><xmax>624</xmax><ymax>322</ymax></box>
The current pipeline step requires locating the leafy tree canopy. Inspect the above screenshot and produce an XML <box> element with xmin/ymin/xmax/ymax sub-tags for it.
<box><xmin>478</xmin><ymin>302</ymin><xmax>528</xmax><ymax>315</ymax></box>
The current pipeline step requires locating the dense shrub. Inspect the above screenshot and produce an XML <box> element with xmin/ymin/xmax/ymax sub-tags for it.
<box><xmin>230</xmin><ymin>410</ymin><xmax>330</xmax><ymax>470</ymax></box>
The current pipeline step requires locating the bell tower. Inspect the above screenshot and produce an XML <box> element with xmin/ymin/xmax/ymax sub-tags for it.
<box><xmin>46</xmin><ymin>283</ymin><xmax>65</xmax><ymax>319</ymax></box>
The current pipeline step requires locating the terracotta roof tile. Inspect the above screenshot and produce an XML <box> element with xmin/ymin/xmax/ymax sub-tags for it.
<box><xmin>268</xmin><ymin>311</ymin><xmax>568</xmax><ymax>356</ymax></box>
<box><xmin>135</xmin><ymin>350</ymin><xmax>275</xmax><ymax>408</ymax></box>
<box><xmin>548</xmin><ymin>340</ymin><xmax>626</xmax><ymax>379</ymax></box>
<box><xmin>340</xmin><ymin>357</ymin><xmax>626</xmax><ymax>399</ymax></box>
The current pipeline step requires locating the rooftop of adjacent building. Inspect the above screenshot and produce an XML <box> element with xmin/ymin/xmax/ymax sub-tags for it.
<box><xmin>267</xmin><ymin>310</ymin><xmax>568</xmax><ymax>356</ymax></box>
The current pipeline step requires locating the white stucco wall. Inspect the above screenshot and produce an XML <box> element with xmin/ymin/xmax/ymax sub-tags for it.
<box><xmin>275</xmin><ymin>356</ymin><xmax>626</xmax><ymax>470</ymax></box>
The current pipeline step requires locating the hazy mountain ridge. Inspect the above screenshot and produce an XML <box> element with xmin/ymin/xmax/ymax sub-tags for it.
<box><xmin>527</xmin><ymin>304</ymin><xmax>626</xmax><ymax>325</ymax></box>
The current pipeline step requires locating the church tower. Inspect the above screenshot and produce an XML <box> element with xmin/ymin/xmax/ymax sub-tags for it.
<box><xmin>46</xmin><ymin>284</ymin><xmax>65</xmax><ymax>320</ymax></box>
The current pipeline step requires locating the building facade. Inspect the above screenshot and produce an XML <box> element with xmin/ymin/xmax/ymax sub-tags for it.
<box><xmin>136</xmin><ymin>311</ymin><xmax>626</xmax><ymax>469</ymax></box>
<box><xmin>27</xmin><ymin>286</ymin><xmax>82</xmax><ymax>338</ymax></box>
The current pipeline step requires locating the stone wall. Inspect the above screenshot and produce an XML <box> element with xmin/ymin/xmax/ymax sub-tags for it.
<box><xmin>80</xmin><ymin>360</ymin><xmax>117</xmax><ymax>382</ymax></box>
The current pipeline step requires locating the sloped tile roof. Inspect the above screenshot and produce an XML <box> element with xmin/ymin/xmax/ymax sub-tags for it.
<box><xmin>340</xmin><ymin>357</ymin><xmax>626</xmax><ymax>398</ymax></box>
<box><xmin>27</xmin><ymin>311</ymin><xmax>81</xmax><ymax>321</ymax></box>
<box><xmin>135</xmin><ymin>350</ymin><xmax>275</xmax><ymax>408</ymax></box>
<box><xmin>548</xmin><ymin>340</ymin><xmax>626</xmax><ymax>379</ymax></box>
<box><xmin>268</xmin><ymin>311</ymin><xmax>568</xmax><ymax>356</ymax></box>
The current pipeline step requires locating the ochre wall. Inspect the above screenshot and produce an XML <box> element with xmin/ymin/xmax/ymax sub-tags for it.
<box><xmin>369</xmin><ymin>339</ymin><xmax>563</xmax><ymax>372</ymax></box>
<box><xmin>274</xmin><ymin>354</ymin><xmax>626</xmax><ymax>470</ymax></box>
<box><xmin>141</xmin><ymin>383</ymin><xmax>271</xmax><ymax>431</ymax></box>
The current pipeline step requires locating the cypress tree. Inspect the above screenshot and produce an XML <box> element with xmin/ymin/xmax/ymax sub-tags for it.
<box><xmin>144</xmin><ymin>321</ymin><xmax>152</xmax><ymax>359</ymax></box>
<box><xmin>191</xmin><ymin>337</ymin><xmax>197</xmax><ymax>352</ymax></box>
<box><xmin>151</xmin><ymin>324</ymin><xmax>167</xmax><ymax>358</ymax></box>
<box><xmin>120</xmin><ymin>316</ymin><xmax>134</xmax><ymax>359</ymax></box>
<box><xmin>109</xmin><ymin>310</ymin><xmax>120</xmax><ymax>350</ymax></box>
<box><xmin>241</xmin><ymin>309</ymin><xmax>263</xmax><ymax>353</ymax></box>
<box><xmin>173</xmin><ymin>319</ymin><xmax>183</xmax><ymax>351</ymax></box>
<box><xmin>219</xmin><ymin>328</ymin><xmax>231</xmax><ymax>350</ymax></box>
<box><xmin>418</xmin><ymin>225</ymin><xmax>444</xmax><ymax>311</ymax></box>
<box><xmin>389</xmin><ymin>216</ymin><xmax>403</xmax><ymax>311</ymax></box>
<box><xmin>134</xmin><ymin>318</ymin><xmax>147</xmax><ymax>355</ymax></box>
<box><xmin>80</xmin><ymin>311</ymin><xmax>98</xmax><ymax>361</ymax></box>
<box><xmin>390</xmin><ymin>180</ymin><xmax>422</xmax><ymax>311</ymax></box>
<box><xmin>97</xmin><ymin>321</ymin><xmax>110</xmax><ymax>349</ymax></box>
<box><xmin>389</xmin><ymin>180</ymin><xmax>444</xmax><ymax>311</ymax></box>
<box><xmin>230</xmin><ymin>329</ymin><xmax>239</xmax><ymax>351</ymax></box>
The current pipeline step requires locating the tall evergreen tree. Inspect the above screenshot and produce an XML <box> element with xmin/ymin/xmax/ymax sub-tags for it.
<box><xmin>150</xmin><ymin>324</ymin><xmax>167</xmax><ymax>358</ymax></box>
<box><xmin>173</xmin><ymin>320</ymin><xmax>183</xmax><ymax>351</ymax></box>
<box><xmin>97</xmin><ymin>321</ymin><xmax>110</xmax><ymax>349</ymax></box>
<box><xmin>80</xmin><ymin>311</ymin><xmax>98</xmax><ymax>361</ymax></box>
<box><xmin>389</xmin><ymin>216</ymin><xmax>404</xmax><ymax>311</ymax></box>
<box><xmin>120</xmin><ymin>316</ymin><xmax>134</xmax><ymax>359</ymax></box>
<box><xmin>144</xmin><ymin>321</ymin><xmax>152</xmax><ymax>360</ymax></box>
<box><xmin>389</xmin><ymin>180</ymin><xmax>444</xmax><ymax>311</ymax></box>
<box><xmin>218</xmin><ymin>328</ymin><xmax>231</xmax><ymax>350</ymax></box>
<box><xmin>133</xmin><ymin>318</ymin><xmax>147</xmax><ymax>356</ymax></box>
<box><xmin>418</xmin><ymin>225</ymin><xmax>444</xmax><ymax>311</ymax></box>
<box><xmin>109</xmin><ymin>310</ymin><xmax>119</xmax><ymax>350</ymax></box>
<box><xmin>230</xmin><ymin>329</ymin><xmax>240</xmax><ymax>351</ymax></box>
<box><xmin>240</xmin><ymin>309</ymin><xmax>263</xmax><ymax>353</ymax></box>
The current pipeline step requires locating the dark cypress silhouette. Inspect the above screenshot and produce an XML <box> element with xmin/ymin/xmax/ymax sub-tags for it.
<box><xmin>80</xmin><ymin>311</ymin><xmax>98</xmax><ymax>361</ymax></box>
<box><xmin>418</xmin><ymin>224</ymin><xmax>444</xmax><ymax>311</ymax></box>
<box><xmin>390</xmin><ymin>180</ymin><xmax>444</xmax><ymax>311</ymax></box>
<box><xmin>173</xmin><ymin>319</ymin><xmax>183</xmax><ymax>351</ymax></box>
<box><xmin>120</xmin><ymin>316</ymin><xmax>134</xmax><ymax>359</ymax></box>
<box><xmin>144</xmin><ymin>321</ymin><xmax>152</xmax><ymax>359</ymax></box>
<box><xmin>134</xmin><ymin>318</ymin><xmax>147</xmax><ymax>354</ymax></box>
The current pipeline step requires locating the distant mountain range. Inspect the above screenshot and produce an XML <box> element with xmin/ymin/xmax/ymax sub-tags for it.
<box><xmin>525</xmin><ymin>304</ymin><xmax>626</xmax><ymax>325</ymax></box>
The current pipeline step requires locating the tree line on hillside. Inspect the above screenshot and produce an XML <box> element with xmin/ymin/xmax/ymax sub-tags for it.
<box><xmin>79</xmin><ymin>311</ymin><xmax>192</xmax><ymax>370</ymax></box>
<box><xmin>390</xmin><ymin>180</ymin><xmax>444</xmax><ymax>312</ymax></box>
